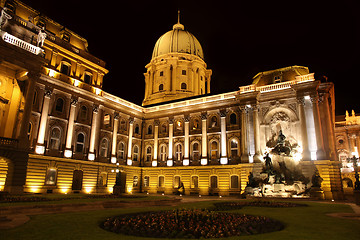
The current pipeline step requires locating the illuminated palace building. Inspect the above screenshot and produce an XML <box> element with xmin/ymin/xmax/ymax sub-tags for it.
<box><xmin>0</xmin><ymin>0</ymin><xmax>348</xmax><ymax>199</ymax></box>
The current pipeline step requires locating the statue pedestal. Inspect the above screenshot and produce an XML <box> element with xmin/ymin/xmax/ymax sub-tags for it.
<box><xmin>113</xmin><ymin>185</ymin><xmax>124</xmax><ymax>195</ymax></box>
<box><xmin>310</xmin><ymin>187</ymin><xmax>324</xmax><ymax>200</ymax></box>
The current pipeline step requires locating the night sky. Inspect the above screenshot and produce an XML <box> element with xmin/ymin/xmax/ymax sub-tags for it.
<box><xmin>22</xmin><ymin>0</ymin><xmax>359</xmax><ymax>115</ymax></box>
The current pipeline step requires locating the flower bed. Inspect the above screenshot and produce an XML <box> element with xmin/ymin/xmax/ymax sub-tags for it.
<box><xmin>102</xmin><ymin>209</ymin><xmax>284</xmax><ymax>238</ymax></box>
<box><xmin>214</xmin><ymin>200</ymin><xmax>307</xmax><ymax>211</ymax></box>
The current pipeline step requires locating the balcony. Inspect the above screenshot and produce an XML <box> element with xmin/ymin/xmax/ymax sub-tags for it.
<box><xmin>0</xmin><ymin>31</ymin><xmax>44</xmax><ymax>55</ymax></box>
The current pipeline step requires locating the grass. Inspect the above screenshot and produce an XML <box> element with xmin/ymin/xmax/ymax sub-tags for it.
<box><xmin>1</xmin><ymin>200</ymin><xmax>359</xmax><ymax>240</ymax></box>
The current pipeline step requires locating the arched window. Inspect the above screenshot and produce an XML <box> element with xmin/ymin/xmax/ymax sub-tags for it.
<box><xmin>147</xmin><ymin>125</ymin><xmax>152</xmax><ymax>135</ymax></box>
<box><xmin>192</xmin><ymin>119</ymin><xmax>200</xmax><ymax>130</ymax></box>
<box><xmin>158</xmin><ymin>176</ymin><xmax>165</xmax><ymax>187</ymax></box>
<box><xmin>84</xmin><ymin>72</ymin><xmax>93</xmax><ymax>84</ymax></box>
<box><xmin>211</xmin><ymin>116</ymin><xmax>218</xmax><ymax>128</ymax></box>
<box><xmin>144</xmin><ymin>176</ymin><xmax>150</xmax><ymax>187</ymax></box>
<box><xmin>146</xmin><ymin>146</ymin><xmax>152</xmax><ymax>162</ymax></box>
<box><xmin>192</xmin><ymin>142</ymin><xmax>200</xmax><ymax>160</ymax></box>
<box><xmin>210</xmin><ymin>176</ymin><xmax>218</xmax><ymax>189</ymax></box>
<box><xmin>79</xmin><ymin>105</ymin><xmax>88</xmax><ymax>121</ymax></box>
<box><xmin>230</xmin><ymin>175</ymin><xmax>239</xmax><ymax>189</ymax></box>
<box><xmin>175</xmin><ymin>144</ymin><xmax>183</xmax><ymax>161</ymax></box>
<box><xmin>160</xmin><ymin>145</ymin><xmax>167</xmax><ymax>161</ymax></box>
<box><xmin>134</xmin><ymin>124</ymin><xmax>140</xmax><ymax>134</ymax></box>
<box><xmin>120</xmin><ymin>119</ymin><xmax>126</xmax><ymax>131</ymax></box>
<box><xmin>230</xmin><ymin>113</ymin><xmax>237</xmax><ymax>125</ymax></box>
<box><xmin>161</xmin><ymin>123</ymin><xmax>167</xmax><ymax>133</ymax></box>
<box><xmin>230</xmin><ymin>139</ymin><xmax>239</xmax><ymax>157</ymax></box>
<box><xmin>181</xmin><ymin>83</ymin><xmax>187</xmax><ymax>90</ymax></box>
<box><xmin>75</xmin><ymin>133</ymin><xmax>85</xmax><ymax>153</ymax></box>
<box><xmin>191</xmin><ymin>176</ymin><xmax>199</xmax><ymax>188</ymax></box>
<box><xmin>117</xmin><ymin>142</ymin><xmax>125</xmax><ymax>159</ymax></box>
<box><xmin>210</xmin><ymin>141</ymin><xmax>218</xmax><ymax>160</ymax></box>
<box><xmin>99</xmin><ymin>138</ymin><xmax>109</xmax><ymax>157</ymax></box>
<box><xmin>55</xmin><ymin>98</ymin><xmax>64</xmax><ymax>112</ymax></box>
<box><xmin>133</xmin><ymin>176</ymin><xmax>139</xmax><ymax>187</ymax></box>
<box><xmin>27</xmin><ymin>122</ymin><xmax>33</xmax><ymax>140</ymax></box>
<box><xmin>133</xmin><ymin>145</ymin><xmax>139</xmax><ymax>161</ymax></box>
<box><xmin>60</xmin><ymin>62</ymin><xmax>71</xmax><ymax>75</ymax></box>
<box><xmin>174</xmin><ymin>176</ymin><xmax>181</xmax><ymax>188</ymax></box>
<box><xmin>175</xmin><ymin>120</ymin><xmax>182</xmax><ymax>131</ymax></box>
<box><xmin>49</xmin><ymin>127</ymin><xmax>61</xmax><ymax>150</ymax></box>
<box><xmin>103</xmin><ymin>113</ymin><xmax>111</xmax><ymax>127</ymax></box>
<box><xmin>159</xmin><ymin>84</ymin><xmax>164</xmax><ymax>91</ymax></box>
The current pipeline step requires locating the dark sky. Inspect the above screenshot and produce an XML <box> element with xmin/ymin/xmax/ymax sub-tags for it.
<box><xmin>22</xmin><ymin>0</ymin><xmax>360</xmax><ymax>115</ymax></box>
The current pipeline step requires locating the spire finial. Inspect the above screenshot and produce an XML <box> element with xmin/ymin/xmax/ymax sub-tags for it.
<box><xmin>173</xmin><ymin>10</ymin><xmax>184</xmax><ymax>30</ymax></box>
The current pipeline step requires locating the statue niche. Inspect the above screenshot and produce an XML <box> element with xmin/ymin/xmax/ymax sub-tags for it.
<box><xmin>266</xmin><ymin>111</ymin><xmax>298</xmax><ymax>156</ymax></box>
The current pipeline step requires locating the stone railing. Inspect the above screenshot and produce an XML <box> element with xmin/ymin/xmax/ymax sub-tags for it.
<box><xmin>239</xmin><ymin>73</ymin><xmax>315</xmax><ymax>94</ymax></box>
<box><xmin>0</xmin><ymin>31</ymin><xmax>43</xmax><ymax>55</ymax></box>
<box><xmin>0</xmin><ymin>137</ymin><xmax>19</xmax><ymax>148</ymax></box>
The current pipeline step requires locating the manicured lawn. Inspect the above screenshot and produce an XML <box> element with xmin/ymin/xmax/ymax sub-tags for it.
<box><xmin>1</xmin><ymin>200</ymin><xmax>359</xmax><ymax>240</ymax></box>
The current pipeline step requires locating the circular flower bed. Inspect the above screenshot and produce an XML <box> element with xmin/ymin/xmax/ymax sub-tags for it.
<box><xmin>214</xmin><ymin>200</ymin><xmax>307</xmax><ymax>211</ymax></box>
<box><xmin>102</xmin><ymin>209</ymin><xmax>283</xmax><ymax>238</ymax></box>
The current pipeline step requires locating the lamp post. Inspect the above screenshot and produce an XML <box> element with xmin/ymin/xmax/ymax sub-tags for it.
<box><xmin>347</xmin><ymin>154</ymin><xmax>360</xmax><ymax>205</ymax></box>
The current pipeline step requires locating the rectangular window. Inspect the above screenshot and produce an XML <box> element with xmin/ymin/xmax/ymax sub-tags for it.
<box><xmin>174</xmin><ymin>176</ymin><xmax>180</xmax><ymax>188</ymax></box>
<box><xmin>160</xmin><ymin>71</ymin><xmax>164</xmax><ymax>76</ymax></box>
<box><xmin>182</xmin><ymin>70</ymin><xmax>186</xmax><ymax>75</ymax></box>
<box><xmin>159</xmin><ymin>176</ymin><xmax>164</xmax><ymax>187</ymax></box>
<box><xmin>191</xmin><ymin>176</ymin><xmax>198</xmax><ymax>189</ymax></box>
<box><xmin>230</xmin><ymin>175</ymin><xmax>239</xmax><ymax>189</ymax></box>
<box><xmin>45</xmin><ymin>168</ymin><xmax>57</xmax><ymax>185</ymax></box>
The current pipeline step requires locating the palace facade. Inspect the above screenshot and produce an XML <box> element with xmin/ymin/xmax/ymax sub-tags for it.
<box><xmin>0</xmin><ymin>1</ymin><xmax>344</xmax><ymax>199</ymax></box>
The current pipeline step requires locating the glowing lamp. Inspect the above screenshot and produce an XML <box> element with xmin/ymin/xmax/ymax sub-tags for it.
<box><xmin>167</xmin><ymin>160</ymin><xmax>173</xmax><ymax>166</ymax></box>
<box><xmin>73</xmin><ymin>79</ymin><xmax>80</xmax><ymax>87</ymax></box>
<box><xmin>201</xmin><ymin>158</ymin><xmax>207</xmax><ymax>165</ymax></box>
<box><xmin>88</xmin><ymin>153</ymin><xmax>95</xmax><ymax>161</ymax></box>
<box><xmin>64</xmin><ymin>149</ymin><xmax>72</xmax><ymax>158</ymax></box>
<box><xmin>48</xmin><ymin>69</ymin><xmax>56</xmax><ymax>77</ymax></box>
<box><xmin>183</xmin><ymin>159</ymin><xmax>189</xmax><ymax>166</ymax></box>
<box><xmin>111</xmin><ymin>157</ymin><xmax>117</xmax><ymax>164</ymax></box>
<box><xmin>127</xmin><ymin>159</ymin><xmax>132</xmax><ymax>166</ymax></box>
<box><xmin>35</xmin><ymin>145</ymin><xmax>45</xmax><ymax>154</ymax></box>
<box><xmin>152</xmin><ymin>160</ymin><xmax>157</xmax><ymax>167</ymax></box>
<box><xmin>220</xmin><ymin>157</ymin><xmax>228</xmax><ymax>165</ymax></box>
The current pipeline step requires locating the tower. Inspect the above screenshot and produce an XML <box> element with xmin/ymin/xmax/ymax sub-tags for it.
<box><xmin>142</xmin><ymin>12</ymin><xmax>212</xmax><ymax>106</ymax></box>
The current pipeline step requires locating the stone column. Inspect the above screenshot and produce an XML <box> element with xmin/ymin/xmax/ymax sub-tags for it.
<box><xmin>319</xmin><ymin>93</ymin><xmax>337</xmax><ymax>161</ymax></box>
<box><xmin>298</xmin><ymin>97</ymin><xmax>311</xmax><ymax>161</ymax></box>
<box><xmin>310</xmin><ymin>94</ymin><xmax>325</xmax><ymax>160</ymax></box>
<box><xmin>35</xmin><ymin>88</ymin><xmax>52</xmax><ymax>154</ymax></box>
<box><xmin>201</xmin><ymin>113</ymin><xmax>208</xmax><ymax>165</ymax></box>
<box><xmin>127</xmin><ymin>117</ymin><xmax>134</xmax><ymax>165</ymax></box>
<box><xmin>184</xmin><ymin>115</ymin><xmax>190</xmax><ymax>165</ymax></box>
<box><xmin>220</xmin><ymin>110</ymin><xmax>228</xmax><ymax>164</ymax></box>
<box><xmin>167</xmin><ymin>118</ymin><xmax>174</xmax><ymax>166</ymax></box>
<box><xmin>252</xmin><ymin>105</ymin><xmax>262</xmax><ymax>163</ymax></box>
<box><xmin>153</xmin><ymin>120</ymin><xmax>159</xmax><ymax>166</ymax></box>
<box><xmin>64</xmin><ymin>97</ymin><xmax>77</xmax><ymax>158</ymax></box>
<box><xmin>110</xmin><ymin>113</ymin><xmax>119</xmax><ymax>163</ymax></box>
<box><xmin>240</xmin><ymin>106</ymin><xmax>249</xmax><ymax>163</ymax></box>
<box><xmin>88</xmin><ymin>105</ymin><xmax>100</xmax><ymax>161</ymax></box>
<box><xmin>18</xmin><ymin>73</ymin><xmax>37</xmax><ymax>147</ymax></box>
